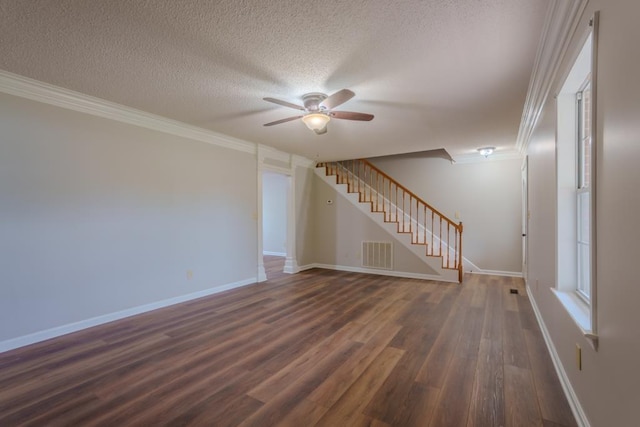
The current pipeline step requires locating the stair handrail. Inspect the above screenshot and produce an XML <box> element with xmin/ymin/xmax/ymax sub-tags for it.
<box><xmin>318</xmin><ymin>159</ymin><xmax>464</xmax><ymax>283</ymax></box>
<box><xmin>358</xmin><ymin>159</ymin><xmax>462</xmax><ymax>233</ymax></box>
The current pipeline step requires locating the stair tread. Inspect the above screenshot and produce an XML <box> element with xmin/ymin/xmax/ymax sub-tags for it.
<box><xmin>316</xmin><ymin>162</ymin><xmax>462</xmax><ymax>282</ymax></box>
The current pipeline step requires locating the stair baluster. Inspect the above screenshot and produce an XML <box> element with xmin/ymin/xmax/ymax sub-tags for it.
<box><xmin>317</xmin><ymin>159</ymin><xmax>464</xmax><ymax>283</ymax></box>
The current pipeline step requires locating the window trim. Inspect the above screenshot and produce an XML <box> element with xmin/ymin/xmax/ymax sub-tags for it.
<box><xmin>554</xmin><ymin>12</ymin><xmax>599</xmax><ymax>350</ymax></box>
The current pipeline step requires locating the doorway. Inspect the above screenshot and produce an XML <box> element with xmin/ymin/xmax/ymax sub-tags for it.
<box><xmin>262</xmin><ymin>171</ymin><xmax>289</xmax><ymax>280</ymax></box>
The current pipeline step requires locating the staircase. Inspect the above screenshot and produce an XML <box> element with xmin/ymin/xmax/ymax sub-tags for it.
<box><xmin>316</xmin><ymin>159</ymin><xmax>464</xmax><ymax>283</ymax></box>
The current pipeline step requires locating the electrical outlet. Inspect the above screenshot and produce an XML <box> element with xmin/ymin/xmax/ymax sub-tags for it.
<box><xmin>455</xmin><ymin>211</ymin><xmax>460</xmax><ymax>219</ymax></box>
<box><xmin>187</xmin><ymin>270</ymin><xmax>193</xmax><ymax>280</ymax></box>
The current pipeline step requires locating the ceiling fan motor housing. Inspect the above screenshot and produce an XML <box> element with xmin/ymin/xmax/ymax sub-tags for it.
<box><xmin>302</xmin><ymin>93</ymin><xmax>328</xmax><ymax>112</ymax></box>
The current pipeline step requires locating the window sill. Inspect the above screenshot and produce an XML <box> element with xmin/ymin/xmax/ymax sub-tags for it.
<box><xmin>551</xmin><ymin>288</ymin><xmax>598</xmax><ymax>350</ymax></box>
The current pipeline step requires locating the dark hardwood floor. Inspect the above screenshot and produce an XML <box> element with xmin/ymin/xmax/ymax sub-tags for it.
<box><xmin>264</xmin><ymin>255</ymin><xmax>287</xmax><ymax>281</ymax></box>
<box><xmin>0</xmin><ymin>261</ymin><xmax>577</xmax><ymax>426</ymax></box>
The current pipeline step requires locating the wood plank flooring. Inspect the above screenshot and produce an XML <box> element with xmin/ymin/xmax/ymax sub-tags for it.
<box><xmin>0</xmin><ymin>260</ymin><xmax>577</xmax><ymax>426</ymax></box>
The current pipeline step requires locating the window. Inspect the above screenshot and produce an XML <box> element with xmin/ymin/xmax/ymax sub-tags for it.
<box><xmin>576</xmin><ymin>78</ymin><xmax>591</xmax><ymax>301</ymax></box>
<box><xmin>554</xmin><ymin>15</ymin><xmax>598</xmax><ymax>348</ymax></box>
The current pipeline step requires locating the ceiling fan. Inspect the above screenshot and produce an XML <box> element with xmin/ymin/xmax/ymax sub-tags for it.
<box><xmin>263</xmin><ymin>89</ymin><xmax>374</xmax><ymax>135</ymax></box>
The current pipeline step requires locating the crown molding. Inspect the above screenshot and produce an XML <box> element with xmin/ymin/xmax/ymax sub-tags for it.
<box><xmin>0</xmin><ymin>70</ymin><xmax>257</xmax><ymax>154</ymax></box>
<box><xmin>516</xmin><ymin>0</ymin><xmax>589</xmax><ymax>154</ymax></box>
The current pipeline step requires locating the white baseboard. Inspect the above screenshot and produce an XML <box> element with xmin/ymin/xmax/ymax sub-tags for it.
<box><xmin>283</xmin><ymin>257</ymin><xmax>298</xmax><ymax>274</ymax></box>
<box><xmin>467</xmin><ymin>269</ymin><xmax>524</xmax><ymax>278</ymax></box>
<box><xmin>263</xmin><ymin>251</ymin><xmax>286</xmax><ymax>257</ymax></box>
<box><xmin>0</xmin><ymin>277</ymin><xmax>256</xmax><ymax>353</ymax></box>
<box><xmin>257</xmin><ymin>265</ymin><xmax>267</xmax><ymax>282</ymax></box>
<box><xmin>296</xmin><ymin>263</ymin><xmax>317</xmax><ymax>272</ymax></box>
<box><xmin>463</xmin><ymin>257</ymin><xmax>523</xmax><ymax>278</ymax></box>
<box><xmin>526</xmin><ymin>285</ymin><xmax>590</xmax><ymax>427</ymax></box>
<box><xmin>296</xmin><ymin>263</ymin><xmax>458</xmax><ymax>283</ymax></box>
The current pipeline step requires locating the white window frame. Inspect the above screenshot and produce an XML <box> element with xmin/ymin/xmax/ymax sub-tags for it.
<box><xmin>576</xmin><ymin>80</ymin><xmax>591</xmax><ymax>302</ymax></box>
<box><xmin>554</xmin><ymin>13</ymin><xmax>598</xmax><ymax>350</ymax></box>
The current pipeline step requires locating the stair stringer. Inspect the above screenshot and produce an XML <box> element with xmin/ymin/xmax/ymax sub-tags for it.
<box><xmin>326</xmin><ymin>164</ymin><xmax>481</xmax><ymax>275</ymax></box>
<box><xmin>315</xmin><ymin>167</ymin><xmax>459</xmax><ymax>282</ymax></box>
<box><xmin>326</xmin><ymin>164</ymin><xmax>459</xmax><ymax>268</ymax></box>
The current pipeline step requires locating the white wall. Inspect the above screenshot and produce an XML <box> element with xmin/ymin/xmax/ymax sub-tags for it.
<box><xmin>526</xmin><ymin>1</ymin><xmax>640</xmax><ymax>425</ymax></box>
<box><xmin>369</xmin><ymin>156</ymin><xmax>523</xmax><ymax>273</ymax></box>
<box><xmin>0</xmin><ymin>92</ymin><xmax>258</xmax><ymax>345</ymax></box>
<box><xmin>262</xmin><ymin>171</ymin><xmax>288</xmax><ymax>256</ymax></box>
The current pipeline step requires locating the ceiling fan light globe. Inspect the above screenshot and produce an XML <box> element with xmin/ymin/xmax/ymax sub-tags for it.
<box><xmin>477</xmin><ymin>147</ymin><xmax>496</xmax><ymax>157</ymax></box>
<box><xmin>302</xmin><ymin>113</ymin><xmax>330</xmax><ymax>131</ymax></box>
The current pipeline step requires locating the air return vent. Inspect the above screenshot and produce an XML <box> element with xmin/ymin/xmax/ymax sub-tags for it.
<box><xmin>362</xmin><ymin>241</ymin><xmax>393</xmax><ymax>270</ymax></box>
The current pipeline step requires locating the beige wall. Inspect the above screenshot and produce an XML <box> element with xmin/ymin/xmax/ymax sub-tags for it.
<box><xmin>369</xmin><ymin>156</ymin><xmax>523</xmax><ymax>273</ymax></box>
<box><xmin>295</xmin><ymin>165</ymin><xmax>315</xmax><ymax>267</ymax></box>
<box><xmin>0</xmin><ymin>92</ymin><xmax>258</xmax><ymax>344</ymax></box>
<box><xmin>526</xmin><ymin>1</ymin><xmax>640</xmax><ymax>425</ymax></box>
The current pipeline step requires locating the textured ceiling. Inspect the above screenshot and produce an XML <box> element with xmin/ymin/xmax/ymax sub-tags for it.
<box><xmin>0</xmin><ymin>0</ymin><xmax>549</xmax><ymax>161</ymax></box>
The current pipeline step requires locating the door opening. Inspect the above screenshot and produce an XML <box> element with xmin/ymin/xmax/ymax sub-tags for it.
<box><xmin>262</xmin><ymin>171</ymin><xmax>289</xmax><ymax>280</ymax></box>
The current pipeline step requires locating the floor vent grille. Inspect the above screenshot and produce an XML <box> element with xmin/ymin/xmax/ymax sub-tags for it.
<box><xmin>362</xmin><ymin>241</ymin><xmax>393</xmax><ymax>270</ymax></box>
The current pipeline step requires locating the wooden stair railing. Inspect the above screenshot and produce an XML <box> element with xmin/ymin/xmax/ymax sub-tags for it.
<box><xmin>317</xmin><ymin>159</ymin><xmax>464</xmax><ymax>283</ymax></box>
